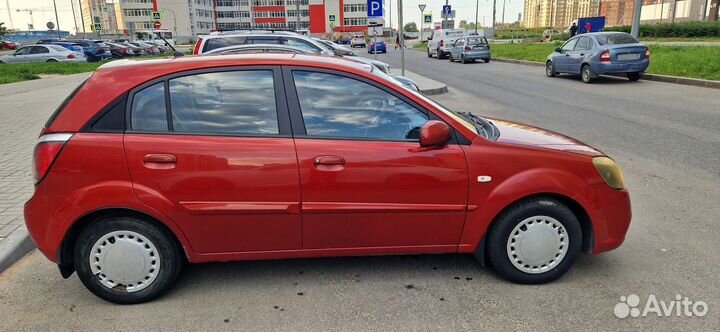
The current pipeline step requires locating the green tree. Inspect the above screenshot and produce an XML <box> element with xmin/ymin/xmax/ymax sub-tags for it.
<box><xmin>0</xmin><ymin>22</ymin><xmax>8</xmax><ymax>38</ymax></box>
<box><xmin>403</xmin><ymin>22</ymin><xmax>418</xmax><ymax>32</ymax></box>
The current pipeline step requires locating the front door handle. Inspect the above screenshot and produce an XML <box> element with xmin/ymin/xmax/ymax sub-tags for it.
<box><xmin>313</xmin><ymin>155</ymin><xmax>345</xmax><ymax>171</ymax></box>
<box><xmin>565</xmin><ymin>53</ymin><xmax>570</xmax><ymax>57</ymax></box>
<box><xmin>143</xmin><ymin>153</ymin><xmax>176</xmax><ymax>169</ymax></box>
<box><xmin>580</xmin><ymin>53</ymin><xmax>585</xmax><ymax>56</ymax></box>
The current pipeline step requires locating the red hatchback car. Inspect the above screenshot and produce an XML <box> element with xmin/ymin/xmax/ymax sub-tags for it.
<box><xmin>25</xmin><ymin>54</ymin><xmax>631</xmax><ymax>304</ymax></box>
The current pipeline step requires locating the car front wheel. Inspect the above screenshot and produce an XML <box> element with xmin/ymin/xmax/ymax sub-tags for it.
<box><xmin>546</xmin><ymin>61</ymin><xmax>556</xmax><ymax>77</ymax></box>
<box><xmin>485</xmin><ymin>198</ymin><xmax>582</xmax><ymax>284</ymax></box>
<box><xmin>74</xmin><ymin>215</ymin><xmax>184</xmax><ymax>304</ymax></box>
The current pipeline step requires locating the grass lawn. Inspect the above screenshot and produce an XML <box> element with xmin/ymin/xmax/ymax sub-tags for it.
<box><xmin>0</xmin><ymin>53</ymin><xmax>185</xmax><ymax>85</ymax></box>
<box><xmin>491</xmin><ymin>43</ymin><xmax>720</xmax><ymax>81</ymax></box>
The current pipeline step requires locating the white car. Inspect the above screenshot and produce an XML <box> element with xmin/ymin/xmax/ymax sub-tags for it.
<box><xmin>427</xmin><ymin>29</ymin><xmax>466</xmax><ymax>59</ymax></box>
<box><xmin>0</xmin><ymin>44</ymin><xmax>86</xmax><ymax>64</ymax></box>
<box><xmin>350</xmin><ymin>36</ymin><xmax>366</xmax><ymax>48</ymax></box>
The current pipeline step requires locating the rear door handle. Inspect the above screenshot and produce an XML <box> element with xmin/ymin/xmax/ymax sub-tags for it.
<box><xmin>143</xmin><ymin>153</ymin><xmax>176</xmax><ymax>169</ymax></box>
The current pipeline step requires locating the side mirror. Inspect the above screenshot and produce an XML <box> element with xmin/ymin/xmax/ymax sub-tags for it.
<box><xmin>555</xmin><ymin>47</ymin><xmax>562</xmax><ymax>53</ymax></box>
<box><xmin>420</xmin><ymin>120</ymin><xmax>451</xmax><ymax>147</ymax></box>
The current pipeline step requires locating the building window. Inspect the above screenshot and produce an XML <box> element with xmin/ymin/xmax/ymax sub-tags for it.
<box><xmin>123</xmin><ymin>8</ymin><xmax>153</xmax><ymax>17</ymax></box>
<box><xmin>218</xmin><ymin>22</ymin><xmax>252</xmax><ymax>30</ymax></box>
<box><xmin>287</xmin><ymin>9</ymin><xmax>309</xmax><ymax>17</ymax></box>
<box><xmin>217</xmin><ymin>10</ymin><xmax>251</xmax><ymax>18</ymax></box>
<box><xmin>343</xmin><ymin>17</ymin><xmax>367</xmax><ymax>26</ymax></box>
<box><xmin>252</xmin><ymin>0</ymin><xmax>284</xmax><ymax>5</ymax></box>
<box><xmin>343</xmin><ymin>3</ymin><xmax>366</xmax><ymax>13</ymax></box>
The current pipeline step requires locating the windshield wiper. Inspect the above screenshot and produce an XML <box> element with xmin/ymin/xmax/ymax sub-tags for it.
<box><xmin>458</xmin><ymin>112</ymin><xmax>498</xmax><ymax>140</ymax></box>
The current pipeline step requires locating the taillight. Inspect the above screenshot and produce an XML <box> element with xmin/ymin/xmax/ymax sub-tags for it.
<box><xmin>193</xmin><ymin>37</ymin><xmax>203</xmax><ymax>54</ymax></box>
<box><xmin>600</xmin><ymin>49</ymin><xmax>611</xmax><ymax>62</ymax></box>
<box><xmin>67</xmin><ymin>54</ymin><xmax>75</xmax><ymax>59</ymax></box>
<box><xmin>440</xmin><ymin>40</ymin><xmax>444</xmax><ymax>47</ymax></box>
<box><xmin>33</xmin><ymin>133</ymin><xmax>72</xmax><ymax>184</ymax></box>
<box><xmin>644</xmin><ymin>48</ymin><xmax>650</xmax><ymax>60</ymax></box>
<box><xmin>464</xmin><ymin>46</ymin><xmax>471</xmax><ymax>51</ymax></box>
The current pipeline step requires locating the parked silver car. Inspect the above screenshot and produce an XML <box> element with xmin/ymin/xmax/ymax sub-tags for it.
<box><xmin>0</xmin><ymin>44</ymin><xmax>86</xmax><ymax>64</ymax></box>
<box><xmin>449</xmin><ymin>36</ymin><xmax>491</xmax><ymax>63</ymax></box>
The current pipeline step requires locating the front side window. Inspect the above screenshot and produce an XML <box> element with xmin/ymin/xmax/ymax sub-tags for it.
<box><xmin>131</xmin><ymin>82</ymin><xmax>168</xmax><ymax>131</ymax></box>
<box><xmin>15</xmin><ymin>47</ymin><xmax>31</xmax><ymax>55</ymax></box>
<box><xmin>283</xmin><ymin>38</ymin><xmax>321</xmax><ymax>52</ymax></box>
<box><xmin>169</xmin><ymin>70</ymin><xmax>279</xmax><ymax>135</ymax></box>
<box><xmin>561</xmin><ymin>38</ymin><xmax>578</xmax><ymax>52</ymax></box>
<box><xmin>292</xmin><ymin>71</ymin><xmax>428</xmax><ymax>140</ymax></box>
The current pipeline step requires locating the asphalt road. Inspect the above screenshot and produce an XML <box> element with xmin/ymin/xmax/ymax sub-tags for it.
<box><xmin>1</xmin><ymin>53</ymin><xmax>719</xmax><ymax>331</ymax></box>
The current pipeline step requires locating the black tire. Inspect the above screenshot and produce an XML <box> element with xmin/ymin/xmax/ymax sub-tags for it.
<box><xmin>46</xmin><ymin>59</ymin><xmax>58</xmax><ymax>62</ymax></box>
<box><xmin>448</xmin><ymin>53</ymin><xmax>454</xmax><ymax>62</ymax></box>
<box><xmin>74</xmin><ymin>216</ymin><xmax>184</xmax><ymax>304</ymax></box>
<box><xmin>484</xmin><ymin>58</ymin><xmax>490</xmax><ymax>63</ymax></box>
<box><xmin>627</xmin><ymin>72</ymin><xmax>641</xmax><ymax>81</ymax></box>
<box><xmin>485</xmin><ymin>198</ymin><xmax>582</xmax><ymax>284</ymax></box>
<box><xmin>545</xmin><ymin>61</ymin><xmax>556</xmax><ymax>77</ymax></box>
<box><xmin>427</xmin><ymin>48</ymin><xmax>432</xmax><ymax>57</ymax></box>
<box><xmin>581</xmin><ymin>64</ymin><xmax>594</xmax><ymax>83</ymax></box>
<box><xmin>461</xmin><ymin>54</ymin><xmax>467</xmax><ymax>64</ymax></box>
<box><xmin>437</xmin><ymin>49</ymin><xmax>444</xmax><ymax>60</ymax></box>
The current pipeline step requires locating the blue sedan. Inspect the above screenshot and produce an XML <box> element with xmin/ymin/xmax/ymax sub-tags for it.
<box><xmin>546</xmin><ymin>32</ymin><xmax>650</xmax><ymax>83</ymax></box>
<box><xmin>368</xmin><ymin>38</ymin><xmax>386</xmax><ymax>54</ymax></box>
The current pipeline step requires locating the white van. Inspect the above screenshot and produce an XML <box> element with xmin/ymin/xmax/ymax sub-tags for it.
<box><xmin>427</xmin><ymin>29</ymin><xmax>466</xmax><ymax>59</ymax></box>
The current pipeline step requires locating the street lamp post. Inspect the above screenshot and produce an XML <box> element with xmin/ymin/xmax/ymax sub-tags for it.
<box><xmin>475</xmin><ymin>0</ymin><xmax>479</xmax><ymax>34</ymax></box>
<box><xmin>52</xmin><ymin>0</ymin><xmax>61</xmax><ymax>39</ymax></box>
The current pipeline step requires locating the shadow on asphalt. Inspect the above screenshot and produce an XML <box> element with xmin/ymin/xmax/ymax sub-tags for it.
<box><xmin>553</xmin><ymin>74</ymin><xmax>643</xmax><ymax>85</ymax></box>
<box><xmin>162</xmin><ymin>252</ymin><xmax>615</xmax><ymax>300</ymax></box>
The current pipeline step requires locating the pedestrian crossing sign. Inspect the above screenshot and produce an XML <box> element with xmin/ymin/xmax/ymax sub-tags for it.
<box><xmin>152</xmin><ymin>11</ymin><xmax>162</xmax><ymax>21</ymax></box>
<box><xmin>329</xmin><ymin>14</ymin><xmax>336</xmax><ymax>22</ymax></box>
<box><xmin>93</xmin><ymin>23</ymin><xmax>102</xmax><ymax>31</ymax></box>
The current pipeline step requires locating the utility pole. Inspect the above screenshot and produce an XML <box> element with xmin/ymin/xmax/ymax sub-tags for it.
<box><xmin>660</xmin><ymin>0</ymin><xmax>664</xmax><ymax>23</ymax></box>
<box><xmin>475</xmin><ymin>0</ymin><xmax>479</xmax><ymax>33</ymax></box>
<box><xmin>710</xmin><ymin>0</ymin><xmax>719</xmax><ymax>20</ymax></box>
<box><xmin>4</xmin><ymin>0</ymin><xmax>13</xmax><ymax>29</ymax></box>
<box><xmin>492</xmin><ymin>0</ymin><xmax>497</xmax><ymax>37</ymax></box>
<box><xmin>52</xmin><ymin>0</ymin><xmax>61</xmax><ymax>38</ymax></box>
<box><xmin>78</xmin><ymin>0</ymin><xmax>86</xmax><ymax>35</ymax></box>
<box><xmin>630</xmin><ymin>0</ymin><xmax>642</xmax><ymax>37</ymax></box>
<box><xmin>296</xmin><ymin>0</ymin><xmax>300</xmax><ymax>30</ymax></box>
<box><xmin>70</xmin><ymin>0</ymin><xmax>79</xmax><ymax>35</ymax></box>
<box><xmin>398</xmin><ymin>0</ymin><xmax>404</xmax><ymax>75</ymax></box>
<box><xmin>670</xmin><ymin>0</ymin><xmax>677</xmax><ymax>23</ymax></box>
<box><xmin>443</xmin><ymin>0</ymin><xmax>448</xmax><ymax>29</ymax></box>
<box><xmin>389</xmin><ymin>0</ymin><xmax>392</xmax><ymax>28</ymax></box>
<box><xmin>502</xmin><ymin>0</ymin><xmax>507</xmax><ymax>25</ymax></box>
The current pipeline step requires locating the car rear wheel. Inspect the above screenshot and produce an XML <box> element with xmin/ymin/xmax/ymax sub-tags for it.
<box><xmin>448</xmin><ymin>53</ymin><xmax>454</xmax><ymax>62</ymax></box>
<box><xmin>581</xmin><ymin>64</ymin><xmax>594</xmax><ymax>83</ymax></box>
<box><xmin>461</xmin><ymin>54</ymin><xmax>468</xmax><ymax>64</ymax></box>
<box><xmin>427</xmin><ymin>48</ymin><xmax>432</xmax><ymax>57</ymax></box>
<box><xmin>627</xmin><ymin>72</ymin><xmax>642</xmax><ymax>81</ymax></box>
<box><xmin>484</xmin><ymin>58</ymin><xmax>490</xmax><ymax>63</ymax></box>
<box><xmin>74</xmin><ymin>216</ymin><xmax>183</xmax><ymax>304</ymax></box>
<box><xmin>546</xmin><ymin>61</ymin><xmax>556</xmax><ymax>77</ymax></box>
<box><xmin>47</xmin><ymin>59</ymin><xmax>58</xmax><ymax>63</ymax></box>
<box><xmin>437</xmin><ymin>49</ymin><xmax>444</xmax><ymax>60</ymax></box>
<box><xmin>485</xmin><ymin>198</ymin><xmax>582</xmax><ymax>284</ymax></box>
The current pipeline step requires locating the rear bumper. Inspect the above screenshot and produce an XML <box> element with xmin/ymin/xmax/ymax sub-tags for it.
<box><xmin>463</xmin><ymin>50</ymin><xmax>491</xmax><ymax>60</ymax></box>
<box><xmin>591</xmin><ymin>60</ymin><xmax>649</xmax><ymax>74</ymax></box>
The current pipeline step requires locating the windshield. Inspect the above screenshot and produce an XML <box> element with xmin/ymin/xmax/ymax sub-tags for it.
<box><xmin>595</xmin><ymin>33</ymin><xmax>639</xmax><ymax>45</ymax></box>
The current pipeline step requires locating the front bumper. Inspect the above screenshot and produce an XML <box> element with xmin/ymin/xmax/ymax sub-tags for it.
<box><xmin>592</xmin><ymin>60</ymin><xmax>649</xmax><ymax>75</ymax></box>
<box><xmin>590</xmin><ymin>184</ymin><xmax>632</xmax><ymax>254</ymax></box>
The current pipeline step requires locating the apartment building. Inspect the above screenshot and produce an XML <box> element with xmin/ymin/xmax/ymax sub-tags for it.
<box><xmin>523</xmin><ymin>0</ymin><xmax>599</xmax><ymax>28</ymax></box>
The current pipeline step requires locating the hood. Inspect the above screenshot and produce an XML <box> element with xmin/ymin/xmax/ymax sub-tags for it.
<box><xmin>492</xmin><ymin>118</ymin><xmax>603</xmax><ymax>156</ymax></box>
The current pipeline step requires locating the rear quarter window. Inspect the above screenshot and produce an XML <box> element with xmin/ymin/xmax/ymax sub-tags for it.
<box><xmin>203</xmin><ymin>36</ymin><xmax>247</xmax><ymax>53</ymax></box>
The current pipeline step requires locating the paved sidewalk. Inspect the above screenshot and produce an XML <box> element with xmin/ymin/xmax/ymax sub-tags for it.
<box><xmin>0</xmin><ymin>73</ymin><xmax>91</xmax><ymax>271</ymax></box>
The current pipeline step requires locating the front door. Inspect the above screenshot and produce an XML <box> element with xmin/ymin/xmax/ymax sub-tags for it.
<box><xmin>285</xmin><ymin>68</ymin><xmax>469</xmax><ymax>249</ymax></box>
<box><xmin>567</xmin><ymin>36</ymin><xmax>590</xmax><ymax>74</ymax></box>
<box><xmin>554</xmin><ymin>38</ymin><xmax>578</xmax><ymax>72</ymax></box>
<box><xmin>123</xmin><ymin>67</ymin><xmax>302</xmax><ymax>254</ymax></box>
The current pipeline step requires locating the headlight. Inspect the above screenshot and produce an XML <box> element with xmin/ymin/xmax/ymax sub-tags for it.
<box><xmin>592</xmin><ymin>157</ymin><xmax>625</xmax><ymax>190</ymax></box>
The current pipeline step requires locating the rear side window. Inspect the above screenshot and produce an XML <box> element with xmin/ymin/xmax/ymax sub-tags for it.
<box><xmin>168</xmin><ymin>71</ymin><xmax>279</xmax><ymax>135</ymax></box>
<box><xmin>595</xmin><ymin>33</ymin><xmax>639</xmax><ymax>45</ymax></box>
<box><xmin>575</xmin><ymin>37</ymin><xmax>590</xmax><ymax>50</ymax></box>
<box><xmin>203</xmin><ymin>36</ymin><xmax>247</xmax><ymax>52</ymax></box>
<box><xmin>45</xmin><ymin>80</ymin><xmax>88</xmax><ymax>128</ymax></box>
<box><xmin>131</xmin><ymin>82</ymin><xmax>168</xmax><ymax>132</ymax></box>
<box><xmin>467</xmin><ymin>38</ymin><xmax>488</xmax><ymax>45</ymax></box>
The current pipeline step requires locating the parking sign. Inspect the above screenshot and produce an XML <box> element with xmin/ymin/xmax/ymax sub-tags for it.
<box><xmin>367</xmin><ymin>0</ymin><xmax>383</xmax><ymax>17</ymax></box>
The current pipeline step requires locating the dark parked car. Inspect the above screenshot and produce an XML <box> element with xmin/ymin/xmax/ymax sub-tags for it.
<box><xmin>71</xmin><ymin>40</ymin><xmax>112</xmax><ymax>61</ymax></box>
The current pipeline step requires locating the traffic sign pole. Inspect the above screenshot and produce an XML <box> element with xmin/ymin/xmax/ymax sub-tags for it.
<box><xmin>418</xmin><ymin>4</ymin><xmax>425</xmax><ymax>43</ymax></box>
<box><xmin>399</xmin><ymin>0</ymin><xmax>405</xmax><ymax>76</ymax></box>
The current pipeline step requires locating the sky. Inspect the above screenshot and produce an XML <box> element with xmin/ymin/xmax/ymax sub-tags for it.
<box><xmin>0</xmin><ymin>0</ymin><xmax>526</xmax><ymax>33</ymax></box>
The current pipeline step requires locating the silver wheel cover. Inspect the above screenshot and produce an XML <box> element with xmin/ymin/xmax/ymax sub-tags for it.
<box><xmin>90</xmin><ymin>230</ymin><xmax>160</xmax><ymax>292</ymax></box>
<box><xmin>506</xmin><ymin>216</ymin><xmax>568</xmax><ymax>274</ymax></box>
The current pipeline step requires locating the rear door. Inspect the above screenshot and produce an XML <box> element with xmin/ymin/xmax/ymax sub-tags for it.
<box><xmin>30</xmin><ymin>46</ymin><xmax>51</xmax><ymax>62</ymax></box>
<box><xmin>123</xmin><ymin>67</ymin><xmax>302</xmax><ymax>254</ymax></box>
<box><xmin>285</xmin><ymin>67</ymin><xmax>469</xmax><ymax>250</ymax></box>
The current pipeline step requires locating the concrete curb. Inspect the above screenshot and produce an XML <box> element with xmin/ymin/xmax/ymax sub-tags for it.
<box><xmin>420</xmin><ymin>85</ymin><xmax>449</xmax><ymax>95</ymax></box>
<box><xmin>493</xmin><ymin>57</ymin><xmax>720</xmax><ymax>89</ymax></box>
<box><xmin>0</xmin><ymin>227</ymin><xmax>35</xmax><ymax>273</ymax></box>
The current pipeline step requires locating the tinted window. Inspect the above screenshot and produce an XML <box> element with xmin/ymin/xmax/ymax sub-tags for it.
<box><xmin>595</xmin><ymin>33</ymin><xmax>640</xmax><ymax>45</ymax></box>
<box><xmin>293</xmin><ymin>71</ymin><xmax>428</xmax><ymax>140</ymax></box>
<box><xmin>247</xmin><ymin>37</ymin><xmax>282</xmax><ymax>45</ymax></box>
<box><xmin>15</xmin><ymin>47</ymin><xmax>31</xmax><ymax>55</ymax></box>
<box><xmin>561</xmin><ymin>39</ymin><xmax>578</xmax><ymax>52</ymax></box>
<box><xmin>203</xmin><ymin>36</ymin><xmax>247</xmax><ymax>52</ymax></box>
<box><xmin>131</xmin><ymin>83</ymin><xmax>168</xmax><ymax>132</ymax></box>
<box><xmin>575</xmin><ymin>37</ymin><xmax>590</xmax><ymax>50</ymax></box>
<box><xmin>169</xmin><ymin>71</ymin><xmax>279</xmax><ymax>135</ymax></box>
<box><xmin>31</xmin><ymin>46</ymin><xmax>50</xmax><ymax>54</ymax></box>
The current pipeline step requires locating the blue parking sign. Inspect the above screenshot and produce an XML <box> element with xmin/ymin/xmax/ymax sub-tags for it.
<box><xmin>367</xmin><ymin>0</ymin><xmax>383</xmax><ymax>17</ymax></box>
